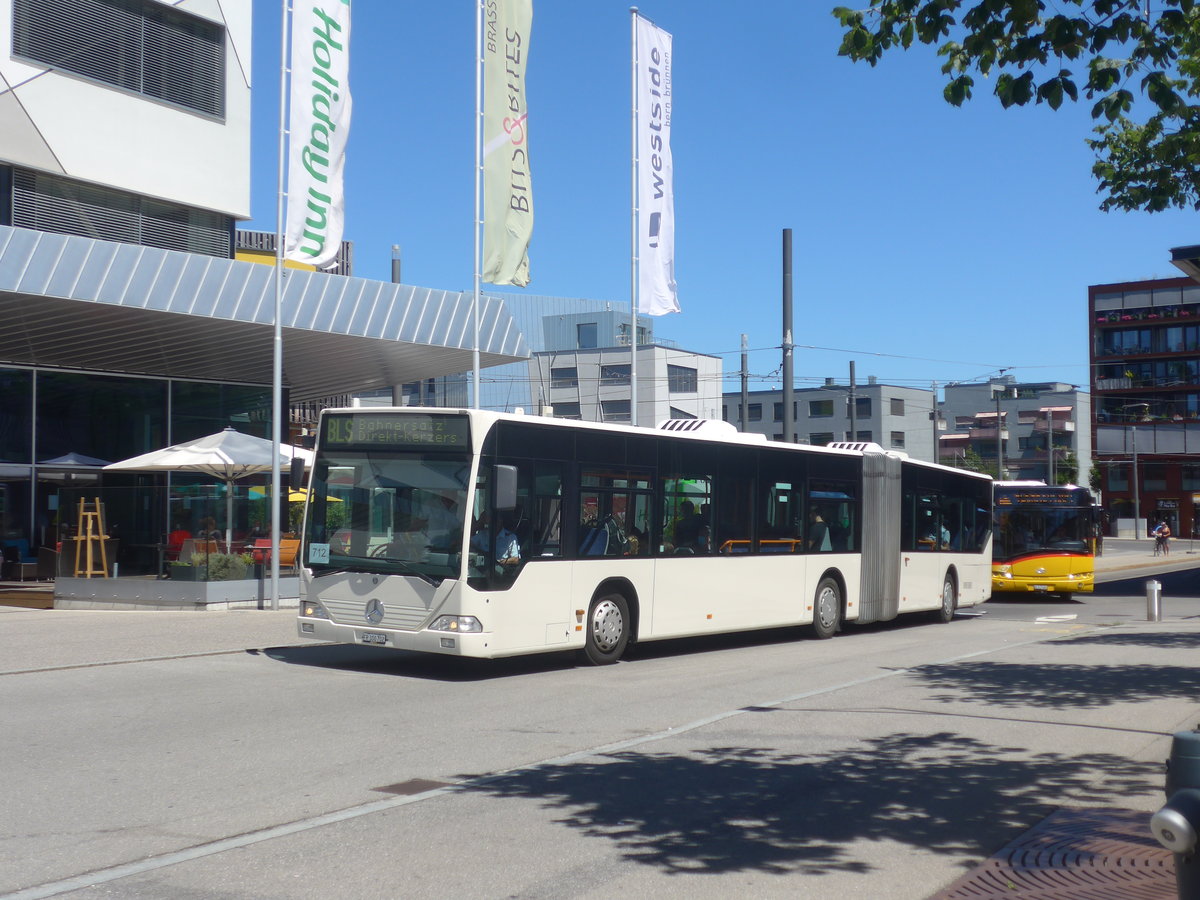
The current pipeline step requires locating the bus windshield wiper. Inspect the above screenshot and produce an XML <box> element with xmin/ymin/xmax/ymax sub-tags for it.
<box><xmin>368</xmin><ymin>555</ymin><xmax>440</xmax><ymax>586</ymax></box>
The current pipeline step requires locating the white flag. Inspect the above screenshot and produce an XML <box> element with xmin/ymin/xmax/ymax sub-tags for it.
<box><xmin>482</xmin><ymin>0</ymin><xmax>534</xmax><ymax>286</ymax></box>
<box><xmin>285</xmin><ymin>1</ymin><xmax>352</xmax><ymax>270</ymax></box>
<box><xmin>635</xmin><ymin>15</ymin><xmax>678</xmax><ymax>316</ymax></box>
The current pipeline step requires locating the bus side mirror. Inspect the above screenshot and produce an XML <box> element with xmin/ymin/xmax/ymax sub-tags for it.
<box><xmin>495</xmin><ymin>465</ymin><xmax>518</xmax><ymax>511</ymax></box>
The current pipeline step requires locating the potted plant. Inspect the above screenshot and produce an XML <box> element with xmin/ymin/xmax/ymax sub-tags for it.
<box><xmin>205</xmin><ymin>552</ymin><xmax>253</xmax><ymax>581</ymax></box>
<box><xmin>169</xmin><ymin>557</ymin><xmax>206</xmax><ymax>581</ymax></box>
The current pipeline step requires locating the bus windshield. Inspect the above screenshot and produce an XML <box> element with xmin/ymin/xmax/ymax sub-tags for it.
<box><xmin>994</xmin><ymin>506</ymin><xmax>1091</xmax><ymax>558</ymax></box>
<box><xmin>304</xmin><ymin>450</ymin><xmax>472</xmax><ymax>581</ymax></box>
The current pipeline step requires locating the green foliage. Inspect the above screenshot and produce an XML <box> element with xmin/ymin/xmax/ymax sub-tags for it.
<box><xmin>959</xmin><ymin>446</ymin><xmax>998</xmax><ymax>478</ymax></box>
<box><xmin>202</xmin><ymin>552</ymin><xmax>252</xmax><ymax>581</ymax></box>
<box><xmin>832</xmin><ymin>1</ymin><xmax>1200</xmax><ymax>212</ymax></box>
<box><xmin>1055</xmin><ymin>451</ymin><xmax>1080</xmax><ymax>484</ymax></box>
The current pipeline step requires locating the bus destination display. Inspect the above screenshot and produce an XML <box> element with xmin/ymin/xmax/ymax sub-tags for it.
<box><xmin>322</xmin><ymin>413</ymin><xmax>468</xmax><ymax>448</ymax></box>
<box><xmin>995</xmin><ymin>489</ymin><xmax>1088</xmax><ymax>507</ymax></box>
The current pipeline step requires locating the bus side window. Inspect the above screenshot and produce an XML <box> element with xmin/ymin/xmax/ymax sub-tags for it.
<box><xmin>530</xmin><ymin>465</ymin><xmax>562</xmax><ymax>558</ymax></box>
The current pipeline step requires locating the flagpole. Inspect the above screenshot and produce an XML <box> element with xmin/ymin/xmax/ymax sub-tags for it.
<box><xmin>472</xmin><ymin>0</ymin><xmax>483</xmax><ymax>409</ymax></box>
<box><xmin>270</xmin><ymin>0</ymin><xmax>290</xmax><ymax>611</ymax></box>
<box><xmin>630</xmin><ymin>7</ymin><xmax>639</xmax><ymax>427</ymax></box>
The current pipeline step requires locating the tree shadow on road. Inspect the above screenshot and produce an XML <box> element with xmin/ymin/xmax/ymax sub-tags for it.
<box><xmin>914</xmin><ymin>660</ymin><xmax>1200</xmax><ymax>708</ymax></box>
<box><xmin>1096</xmin><ymin>567</ymin><xmax>1200</xmax><ymax>598</ymax></box>
<box><xmin>1053</xmin><ymin>631</ymin><xmax>1200</xmax><ymax>649</ymax></box>
<box><xmin>460</xmin><ymin>732</ymin><xmax>1156</xmax><ymax>876</ymax></box>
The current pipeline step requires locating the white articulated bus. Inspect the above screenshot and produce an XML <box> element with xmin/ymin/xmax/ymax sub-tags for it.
<box><xmin>297</xmin><ymin>409</ymin><xmax>992</xmax><ymax>664</ymax></box>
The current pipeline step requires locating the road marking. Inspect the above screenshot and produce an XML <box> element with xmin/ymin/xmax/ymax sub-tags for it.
<box><xmin>1035</xmin><ymin>614</ymin><xmax>1079</xmax><ymax>623</ymax></box>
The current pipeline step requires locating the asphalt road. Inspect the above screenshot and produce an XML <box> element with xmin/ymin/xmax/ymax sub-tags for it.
<box><xmin>2</xmin><ymin>560</ymin><xmax>1198</xmax><ymax>900</ymax></box>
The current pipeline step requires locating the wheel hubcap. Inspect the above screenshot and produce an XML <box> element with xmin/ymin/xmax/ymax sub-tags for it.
<box><xmin>592</xmin><ymin>599</ymin><xmax>624</xmax><ymax>651</ymax></box>
<box><xmin>943</xmin><ymin>582</ymin><xmax>954</xmax><ymax>612</ymax></box>
<box><xmin>817</xmin><ymin>587</ymin><xmax>838</xmax><ymax>629</ymax></box>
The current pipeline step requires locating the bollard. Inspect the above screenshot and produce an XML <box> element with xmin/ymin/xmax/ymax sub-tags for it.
<box><xmin>1152</xmin><ymin>729</ymin><xmax>1200</xmax><ymax>899</ymax></box>
<box><xmin>1148</xmin><ymin>579</ymin><xmax>1163</xmax><ymax>622</ymax></box>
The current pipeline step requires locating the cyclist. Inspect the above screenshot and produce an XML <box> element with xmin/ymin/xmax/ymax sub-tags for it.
<box><xmin>1153</xmin><ymin>520</ymin><xmax>1172</xmax><ymax>556</ymax></box>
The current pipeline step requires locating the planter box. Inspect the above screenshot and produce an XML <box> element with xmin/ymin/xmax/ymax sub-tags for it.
<box><xmin>169</xmin><ymin>566</ymin><xmax>206</xmax><ymax>582</ymax></box>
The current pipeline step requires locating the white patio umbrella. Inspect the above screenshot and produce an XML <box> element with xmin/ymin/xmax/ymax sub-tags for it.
<box><xmin>104</xmin><ymin>427</ymin><xmax>312</xmax><ymax>548</ymax></box>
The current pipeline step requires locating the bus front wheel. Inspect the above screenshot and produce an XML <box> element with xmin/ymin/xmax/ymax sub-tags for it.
<box><xmin>584</xmin><ymin>593</ymin><xmax>630</xmax><ymax>665</ymax></box>
<box><xmin>936</xmin><ymin>573</ymin><xmax>957</xmax><ymax>624</ymax></box>
<box><xmin>811</xmin><ymin>577</ymin><xmax>841</xmax><ymax>640</ymax></box>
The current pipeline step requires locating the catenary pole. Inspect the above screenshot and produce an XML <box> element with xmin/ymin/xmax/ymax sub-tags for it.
<box><xmin>740</xmin><ymin>333</ymin><xmax>749</xmax><ymax>432</ymax></box>
<box><xmin>782</xmin><ymin>229</ymin><xmax>794</xmax><ymax>443</ymax></box>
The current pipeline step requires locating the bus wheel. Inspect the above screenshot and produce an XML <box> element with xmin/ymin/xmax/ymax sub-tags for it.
<box><xmin>584</xmin><ymin>593</ymin><xmax>629</xmax><ymax>665</ymax></box>
<box><xmin>811</xmin><ymin>577</ymin><xmax>841</xmax><ymax>640</ymax></box>
<box><xmin>936</xmin><ymin>573</ymin><xmax>957</xmax><ymax>624</ymax></box>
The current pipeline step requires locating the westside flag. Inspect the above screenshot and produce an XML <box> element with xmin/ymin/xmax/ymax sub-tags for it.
<box><xmin>285</xmin><ymin>0</ymin><xmax>352</xmax><ymax>270</ymax></box>
<box><xmin>635</xmin><ymin>14</ymin><xmax>679</xmax><ymax>315</ymax></box>
<box><xmin>482</xmin><ymin>0</ymin><xmax>533</xmax><ymax>286</ymax></box>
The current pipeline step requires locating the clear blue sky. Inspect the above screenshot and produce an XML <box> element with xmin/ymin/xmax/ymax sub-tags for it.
<box><xmin>243</xmin><ymin>1</ymin><xmax>1198</xmax><ymax>396</ymax></box>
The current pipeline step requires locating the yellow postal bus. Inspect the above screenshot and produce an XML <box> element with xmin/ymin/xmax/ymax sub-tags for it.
<box><xmin>992</xmin><ymin>481</ymin><xmax>1095</xmax><ymax>595</ymax></box>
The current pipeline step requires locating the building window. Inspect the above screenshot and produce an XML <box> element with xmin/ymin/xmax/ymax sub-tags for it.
<box><xmin>890</xmin><ymin>431</ymin><xmax>905</xmax><ymax>449</ymax></box>
<box><xmin>600</xmin><ymin>399</ymin><xmax>630</xmax><ymax>423</ymax></box>
<box><xmin>1109</xmin><ymin>464</ymin><xmax>1129</xmax><ymax>491</ymax></box>
<box><xmin>550</xmin><ymin>367</ymin><xmax>578</xmax><ymax>389</ymax></box>
<box><xmin>577</xmin><ymin>323</ymin><xmax>598</xmax><ymax>349</ymax></box>
<box><xmin>773</xmin><ymin>402</ymin><xmax>783</xmax><ymax>422</ymax></box>
<box><xmin>809</xmin><ymin>432</ymin><xmax>835</xmax><ymax>446</ymax></box>
<box><xmin>667</xmin><ymin>365</ymin><xmax>697</xmax><ymax>393</ymax></box>
<box><xmin>617</xmin><ymin>323</ymin><xmax>648</xmax><ymax>345</ymax></box>
<box><xmin>11</xmin><ymin>168</ymin><xmax>233</xmax><ymax>257</ymax></box>
<box><xmin>854</xmin><ymin>430</ymin><xmax>872</xmax><ymax>442</ymax></box>
<box><xmin>669</xmin><ymin>406</ymin><xmax>696</xmax><ymax>419</ymax></box>
<box><xmin>1144</xmin><ymin>464</ymin><xmax>1167</xmax><ymax>491</ymax></box>
<box><xmin>1183</xmin><ymin>466</ymin><xmax>1200</xmax><ymax>490</ymax></box>
<box><xmin>600</xmin><ymin>364</ymin><xmax>631</xmax><ymax>385</ymax></box>
<box><xmin>854</xmin><ymin>397</ymin><xmax>872</xmax><ymax>419</ymax></box>
<box><xmin>13</xmin><ymin>0</ymin><xmax>226</xmax><ymax>118</ymax></box>
<box><xmin>809</xmin><ymin>399</ymin><xmax>833</xmax><ymax>417</ymax></box>
<box><xmin>748</xmin><ymin>403</ymin><xmax>762</xmax><ymax>422</ymax></box>
<box><xmin>552</xmin><ymin>401</ymin><xmax>581</xmax><ymax>419</ymax></box>
<box><xmin>890</xmin><ymin>398</ymin><xmax>905</xmax><ymax>416</ymax></box>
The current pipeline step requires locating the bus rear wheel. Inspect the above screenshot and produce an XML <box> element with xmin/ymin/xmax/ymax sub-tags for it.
<box><xmin>811</xmin><ymin>577</ymin><xmax>841</xmax><ymax>640</ymax></box>
<box><xmin>584</xmin><ymin>593</ymin><xmax>630</xmax><ymax>665</ymax></box>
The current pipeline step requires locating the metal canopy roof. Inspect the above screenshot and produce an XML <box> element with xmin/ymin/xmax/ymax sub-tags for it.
<box><xmin>0</xmin><ymin>225</ymin><xmax>528</xmax><ymax>401</ymax></box>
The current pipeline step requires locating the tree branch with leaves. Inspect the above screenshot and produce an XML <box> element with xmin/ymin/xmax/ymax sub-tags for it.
<box><xmin>833</xmin><ymin>0</ymin><xmax>1200</xmax><ymax>212</ymax></box>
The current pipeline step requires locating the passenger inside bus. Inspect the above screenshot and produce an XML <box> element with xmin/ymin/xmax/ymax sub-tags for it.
<box><xmin>808</xmin><ymin>508</ymin><xmax>832</xmax><ymax>552</ymax></box>
<box><xmin>672</xmin><ymin>500</ymin><xmax>704</xmax><ymax>553</ymax></box>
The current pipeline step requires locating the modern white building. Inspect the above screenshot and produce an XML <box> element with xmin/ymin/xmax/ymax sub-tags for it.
<box><xmin>532</xmin><ymin>343</ymin><xmax>722</xmax><ymax>424</ymax></box>
<box><xmin>723</xmin><ymin>380</ymin><xmax>938</xmax><ymax>460</ymax></box>
<box><xmin>0</xmin><ymin>0</ymin><xmax>526</xmax><ymax>565</ymax></box>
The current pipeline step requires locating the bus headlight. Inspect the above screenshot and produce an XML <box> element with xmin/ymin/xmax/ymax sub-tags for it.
<box><xmin>997</xmin><ymin>565</ymin><xmax>1012</xmax><ymax>579</ymax></box>
<box><xmin>300</xmin><ymin>600</ymin><xmax>330</xmax><ymax>619</ymax></box>
<box><xmin>430</xmin><ymin>615</ymin><xmax>482</xmax><ymax>633</ymax></box>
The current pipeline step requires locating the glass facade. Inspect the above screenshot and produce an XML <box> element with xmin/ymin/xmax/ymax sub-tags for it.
<box><xmin>0</xmin><ymin>365</ymin><xmax>273</xmax><ymax>571</ymax></box>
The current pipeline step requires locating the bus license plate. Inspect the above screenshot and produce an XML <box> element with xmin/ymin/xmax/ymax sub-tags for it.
<box><xmin>1033</xmin><ymin>585</ymin><xmax>1050</xmax><ymax>592</ymax></box>
<box><xmin>361</xmin><ymin>632</ymin><xmax>388</xmax><ymax>645</ymax></box>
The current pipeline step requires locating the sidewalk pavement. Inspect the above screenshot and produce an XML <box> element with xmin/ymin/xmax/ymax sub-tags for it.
<box><xmin>1097</xmin><ymin>535</ymin><xmax>1200</xmax><ymax>572</ymax></box>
